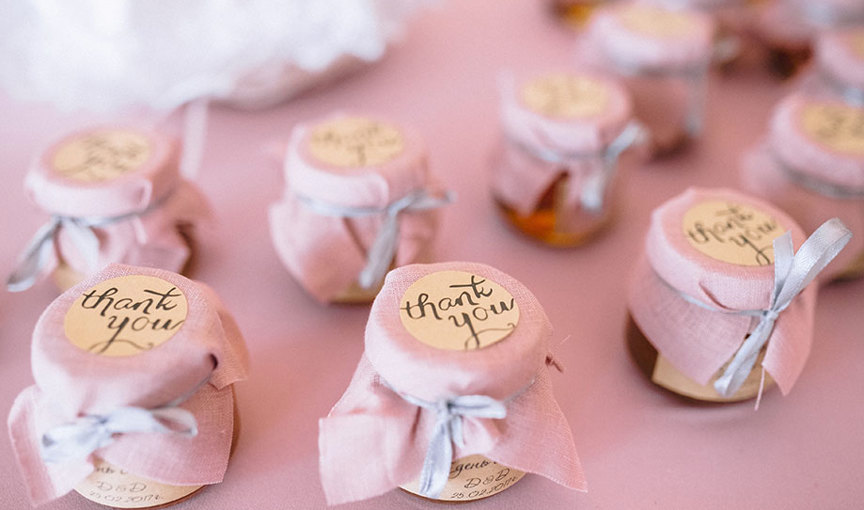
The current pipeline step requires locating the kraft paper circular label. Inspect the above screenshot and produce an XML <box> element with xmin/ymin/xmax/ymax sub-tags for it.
<box><xmin>64</xmin><ymin>275</ymin><xmax>188</xmax><ymax>357</ymax></box>
<box><xmin>399</xmin><ymin>271</ymin><xmax>520</xmax><ymax>351</ymax></box>
<box><xmin>307</xmin><ymin>117</ymin><xmax>405</xmax><ymax>168</ymax></box>
<box><xmin>619</xmin><ymin>6</ymin><xmax>695</xmax><ymax>39</ymax></box>
<box><xmin>682</xmin><ymin>201</ymin><xmax>785</xmax><ymax>267</ymax></box>
<box><xmin>521</xmin><ymin>74</ymin><xmax>610</xmax><ymax>119</ymax></box>
<box><xmin>401</xmin><ymin>455</ymin><xmax>526</xmax><ymax>502</ymax></box>
<box><xmin>52</xmin><ymin>130</ymin><xmax>152</xmax><ymax>182</ymax></box>
<box><xmin>75</xmin><ymin>458</ymin><xmax>202</xmax><ymax>508</ymax></box>
<box><xmin>800</xmin><ymin>103</ymin><xmax>864</xmax><ymax>156</ymax></box>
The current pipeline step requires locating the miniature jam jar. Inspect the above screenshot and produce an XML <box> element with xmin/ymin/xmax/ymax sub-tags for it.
<box><xmin>493</xmin><ymin>71</ymin><xmax>644</xmax><ymax>246</ymax></box>
<box><xmin>810</xmin><ymin>28</ymin><xmax>864</xmax><ymax>106</ymax></box>
<box><xmin>8</xmin><ymin>264</ymin><xmax>249</xmax><ymax>508</ymax></box>
<box><xmin>583</xmin><ymin>2</ymin><xmax>715</xmax><ymax>155</ymax></box>
<box><xmin>754</xmin><ymin>0</ymin><xmax>864</xmax><ymax>78</ymax></box>
<box><xmin>269</xmin><ymin>113</ymin><xmax>452</xmax><ymax>304</ymax></box>
<box><xmin>741</xmin><ymin>94</ymin><xmax>864</xmax><ymax>281</ymax></box>
<box><xmin>627</xmin><ymin>188</ymin><xmax>850</xmax><ymax>403</ymax></box>
<box><xmin>318</xmin><ymin>262</ymin><xmax>586</xmax><ymax>504</ymax></box>
<box><xmin>7</xmin><ymin>127</ymin><xmax>209</xmax><ymax>293</ymax></box>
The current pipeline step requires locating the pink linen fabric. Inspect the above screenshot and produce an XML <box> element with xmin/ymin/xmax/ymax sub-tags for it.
<box><xmin>318</xmin><ymin>262</ymin><xmax>586</xmax><ymax>505</ymax></box>
<box><xmin>7</xmin><ymin>264</ymin><xmax>250</xmax><ymax>506</ymax></box>
<box><xmin>816</xmin><ymin>28</ymin><xmax>864</xmax><ymax>94</ymax></box>
<box><xmin>628</xmin><ymin>188</ymin><xmax>817</xmax><ymax>395</ymax></box>
<box><xmin>23</xmin><ymin>126</ymin><xmax>209</xmax><ymax>280</ymax></box>
<box><xmin>492</xmin><ymin>71</ymin><xmax>633</xmax><ymax>226</ymax></box>
<box><xmin>269</xmin><ymin>113</ymin><xmax>444</xmax><ymax>303</ymax></box>
<box><xmin>755</xmin><ymin>0</ymin><xmax>864</xmax><ymax>49</ymax></box>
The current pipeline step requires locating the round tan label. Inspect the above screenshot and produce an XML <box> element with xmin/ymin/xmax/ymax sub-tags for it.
<box><xmin>307</xmin><ymin>117</ymin><xmax>405</xmax><ymax>168</ymax></box>
<box><xmin>682</xmin><ymin>201</ymin><xmax>785</xmax><ymax>267</ymax></box>
<box><xmin>399</xmin><ymin>271</ymin><xmax>520</xmax><ymax>351</ymax></box>
<box><xmin>800</xmin><ymin>103</ymin><xmax>864</xmax><ymax>156</ymax></box>
<box><xmin>52</xmin><ymin>130</ymin><xmax>152</xmax><ymax>182</ymax></box>
<box><xmin>75</xmin><ymin>458</ymin><xmax>201</xmax><ymax>508</ymax></box>
<box><xmin>64</xmin><ymin>275</ymin><xmax>188</xmax><ymax>357</ymax></box>
<box><xmin>619</xmin><ymin>6</ymin><xmax>695</xmax><ymax>38</ymax></box>
<box><xmin>521</xmin><ymin>74</ymin><xmax>610</xmax><ymax>119</ymax></box>
<box><xmin>401</xmin><ymin>455</ymin><xmax>526</xmax><ymax>502</ymax></box>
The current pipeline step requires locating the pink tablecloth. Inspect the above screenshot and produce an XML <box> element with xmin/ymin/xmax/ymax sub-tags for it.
<box><xmin>1</xmin><ymin>1</ymin><xmax>863</xmax><ymax>509</ymax></box>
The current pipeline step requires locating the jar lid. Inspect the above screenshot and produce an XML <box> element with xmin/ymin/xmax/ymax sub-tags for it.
<box><xmin>816</xmin><ymin>27</ymin><xmax>864</xmax><ymax>93</ymax></box>
<box><xmin>588</xmin><ymin>2</ymin><xmax>715</xmax><ymax>71</ymax></box>
<box><xmin>500</xmin><ymin>71</ymin><xmax>633</xmax><ymax>154</ymax></box>
<box><xmin>768</xmin><ymin>93</ymin><xmax>864</xmax><ymax>190</ymax></box>
<box><xmin>27</xmin><ymin>127</ymin><xmax>181</xmax><ymax>218</ymax></box>
<box><xmin>285</xmin><ymin>113</ymin><xmax>429</xmax><ymax>209</ymax></box>
<box><xmin>365</xmin><ymin>262</ymin><xmax>551</xmax><ymax>402</ymax></box>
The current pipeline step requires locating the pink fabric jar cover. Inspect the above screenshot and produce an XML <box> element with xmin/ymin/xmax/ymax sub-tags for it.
<box><xmin>755</xmin><ymin>0</ymin><xmax>864</xmax><ymax>48</ymax></box>
<box><xmin>628</xmin><ymin>188</ymin><xmax>851</xmax><ymax>399</ymax></box>
<box><xmin>7</xmin><ymin>264</ymin><xmax>250</xmax><ymax>506</ymax></box>
<box><xmin>7</xmin><ymin>126</ymin><xmax>210</xmax><ymax>292</ymax></box>
<box><xmin>741</xmin><ymin>93</ymin><xmax>864</xmax><ymax>279</ymax></box>
<box><xmin>815</xmin><ymin>28</ymin><xmax>864</xmax><ymax>102</ymax></box>
<box><xmin>269</xmin><ymin>113</ymin><xmax>451</xmax><ymax>303</ymax></box>
<box><xmin>318</xmin><ymin>262</ymin><xmax>586</xmax><ymax>505</ymax></box>
<box><xmin>492</xmin><ymin>71</ymin><xmax>642</xmax><ymax>228</ymax></box>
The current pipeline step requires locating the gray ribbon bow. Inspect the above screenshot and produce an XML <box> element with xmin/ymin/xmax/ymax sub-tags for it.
<box><xmin>397</xmin><ymin>393</ymin><xmax>507</xmax><ymax>499</ymax></box>
<box><xmin>295</xmin><ymin>189</ymin><xmax>455</xmax><ymax>289</ymax></box>
<box><xmin>712</xmin><ymin>218</ymin><xmax>852</xmax><ymax>397</ymax></box>
<box><xmin>40</xmin><ymin>406</ymin><xmax>198</xmax><ymax>465</ymax></box>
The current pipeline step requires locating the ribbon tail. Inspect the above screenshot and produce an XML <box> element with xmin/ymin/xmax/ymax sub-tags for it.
<box><xmin>417</xmin><ymin>419</ymin><xmax>454</xmax><ymax>499</ymax></box>
<box><xmin>358</xmin><ymin>213</ymin><xmax>399</xmax><ymax>289</ymax></box>
<box><xmin>714</xmin><ymin>320</ymin><xmax>774</xmax><ymax>398</ymax></box>
<box><xmin>63</xmin><ymin>220</ymin><xmax>101</xmax><ymax>272</ymax></box>
<box><xmin>7</xmin><ymin>219</ymin><xmax>61</xmax><ymax>292</ymax></box>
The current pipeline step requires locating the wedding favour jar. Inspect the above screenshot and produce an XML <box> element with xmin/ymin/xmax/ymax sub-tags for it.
<box><xmin>269</xmin><ymin>113</ymin><xmax>453</xmax><ymax>304</ymax></box>
<box><xmin>627</xmin><ymin>188</ymin><xmax>850</xmax><ymax>402</ymax></box>
<box><xmin>318</xmin><ymin>262</ymin><xmax>586</xmax><ymax>504</ymax></box>
<box><xmin>8</xmin><ymin>264</ymin><xmax>249</xmax><ymax>508</ymax></box>
<box><xmin>754</xmin><ymin>0</ymin><xmax>864</xmax><ymax>78</ymax></box>
<box><xmin>741</xmin><ymin>94</ymin><xmax>864</xmax><ymax>281</ymax></box>
<box><xmin>583</xmin><ymin>2</ymin><xmax>715</xmax><ymax>154</ymax></box>
<box><xmin>550</xmin><ymin>0</ymin><xmax>608</xmax><ymax>28</ymax></box>
<box><xmin>7</xmin><ymin>126</ymin><xmax>209</xmax><ymax>293</ymax></box>
<box><xmin>492</xmin><ymin>71</ymin><xmax>644</xmax><ymax>246</ymax></box>
<box><xmin>807</xmin><ymin>28</ymin><xmax>864</xmax><ymax>106</ymax></box>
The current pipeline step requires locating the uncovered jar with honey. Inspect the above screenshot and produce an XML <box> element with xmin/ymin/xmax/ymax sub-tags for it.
<box><xmin>7</xmin><ymin>126</ymin><xmax>209</xmax><ymax>293</ymax></box>
<box><xmin>318</xmin><ymin>262</ymin><xmax>586</xmax><ymax>504</ymax></box>
<box><xmin>492</xmin><ymin>71</ymin><xmax>645</xmax><ymax>246</ymax></box>
<box><xmin>269</xmin><ymin>113</ymin><xmax>453</xmax><ymax>304</ymax></box>
<box><xmin>8</xmin><ymin>264</ymin><xmax>249</xmax><ymax>508</ymax></box>
<box><xmin>741</xmin><ymin>94</ymin><xmax>864</xmax><ymax>281</ymax></box>
<box><xmin>627</xmin><ymin>188</ymin><xmax>850</xmax><ymax>403</ymax></box>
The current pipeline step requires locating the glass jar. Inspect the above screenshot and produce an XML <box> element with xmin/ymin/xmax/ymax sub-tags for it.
<box><xmin>582</xmin><ymin>2</ymin><xmax>715</xmax><ymax>155</ymax></box>
<box><xmin>492</xmin><ymin>71</ymin><xmax>644</xmax><ymax>246</ymax></box>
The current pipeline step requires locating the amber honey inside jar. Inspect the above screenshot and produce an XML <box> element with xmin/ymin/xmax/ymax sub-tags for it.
<box><xmin>493</xmin><ymin>72</ymin><xmax>637</xmax><ymax>247</ymax></box>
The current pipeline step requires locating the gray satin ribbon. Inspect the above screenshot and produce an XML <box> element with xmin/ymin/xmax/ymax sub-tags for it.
<box><xmin>40</xmin><ymin>371</ymin><xmax>211</xmax><ymax>465</ymax></box>
<box><xmin>515</xmin><ymin>122</ymin><xmax>647</xmax><ymax>215</ymax></box>
<box><xmin>397</xmin><ymin>392</ymin><xmax>507</xmax><ymax>499</ymax></box>
<box><xmin>295</xmin><ymin>189</ymin><xmax>454</xmax><ymax>289</ymax></box>
<box><xmin>7</xmin><ymin>192</ymin><xmax>174</xmax><ymax>293</ymax></box>
<box><xmin>661</xmin><ymin>218</ymin><xmax>851</xmax><ymax>398</ymax></box>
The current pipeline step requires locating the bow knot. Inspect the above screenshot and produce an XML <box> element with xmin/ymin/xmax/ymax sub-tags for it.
<box><xmin>40</xmin><ymin>406</ymin><xmax>198</xmax><ymax>465</ymax></box>
<box><xmin>713</xmin><ymin>218</ymin><xmax>852</xmax><ymax>400</ymax></box>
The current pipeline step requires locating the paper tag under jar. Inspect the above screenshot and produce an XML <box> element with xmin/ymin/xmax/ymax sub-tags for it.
<box><xmin>521</xmin><ymin>73</ymin><xmax>610</xmax><ymax>119</ymax></box>
<box><xmin>64</xmin><ymin>275</ymin><xmax>188</xmax><ymax>357</ymax></box>
<box><xmin>400</xmin><ymin>454</ymin><xmax>526</xmax><ymax>502</ymax></box>
<box><xmin>399</xmin><ymin>270</ymin><xmax>520</xmax><ymax>351</ymax></box>
<box><xmin>74</xmin><ymin>458</ymin><xmax>202</xmax><ymax>509</ymax></box>
<box><xmin>307</xmin><ymin>116</ymin><xmax>405</xmax><ymax>168</ymax></box>
<box><xmin>52</xmin><ymin>130</ymin><xmax>153</xmax><ymax>182</ymax></box>
<box><xmin>682</xmin><ymin>200</ymin><xmax>785</xmax><ymax>267</ymax></box>
<box><xmin>800</xmin><ymin>103</ymin><xmax>864</xmax><ymax>157</ymax></box>
<box><xmin>619</xmin><ymin>5</ymin><xmax>695</xmax><ymax>39</ymax></box>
